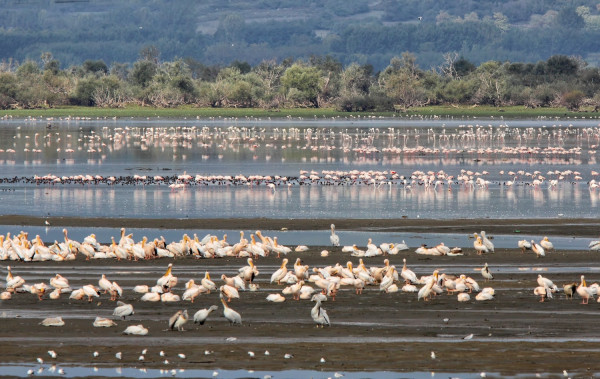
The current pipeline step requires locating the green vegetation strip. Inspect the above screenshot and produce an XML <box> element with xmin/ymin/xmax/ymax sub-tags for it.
<box><xmin>2</xmin><ymin>105</ymin><xmax>599</xmax><ymax>120</ymax></box>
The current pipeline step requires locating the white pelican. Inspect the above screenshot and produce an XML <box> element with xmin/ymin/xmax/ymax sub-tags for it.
<box><xmin>402</xmin><ymin>284</ymin><xmax>418</xmax><ymax>293</ymax></box>
<box><xmin>293</xmin><ymin>258</ymin><xmax>309</xmax><ymax>280</ymax></box>
<box><xmin>169</xmin><ymin>310</ymin><xmax>189</xmax><ymax>331</ymax></box>
<box><xmin>590</xmin><ymin>239</ymin><xmax>600</xmax><ymax>251</ymax></box>
<box><xmin>577</xmin><ymin>275</ymin><xmax>595</xmax><ymax>304</ymax></box>
<box><xmin>481</xmin><ymin>263</ymin><xmax>493</xmax><ymax>281</ymax></box>
<box><xmin>221</xmin><ymin>297</ymin><xmax>242</xmax><ymax>325</ymax></box>
<box><xmin>49</xmin><ymin>274</ymin><xmax>69</xmax><ymax>290</ymax></box>
<box><xmin>537</xmin><ymin>275</ymin><xmax>558</xmax><ymax>292</ymax></box>
<box><xmin>239</xmin><ymin>258</ymin><xmax>258</xmax><ymax>283</ymax></box>
<box><xmin>157</xmin><ymin>263</ymin><xmax>178</xmax><ymax>289</ymax></box>
<box><xmin>475</xmin><ymin>287</ymin><xmax>495</xmax><ymax>301</ymax></box>
<box><xmin>480</xmin><ymin>231</ymin><xmax>494</xmax><ymax>253</ymax></box>
<box><xmin>329</xmin><ymin>224</ymin><xmax>340</xmax><ymax>246</ymax></box>
<box><xmin>113</xmin><ymin>301</ymin><xmax>134</xmax><ymax>320</ymax></box>
<box><xmin>518</xmin><ymin>239</ymin><xmax>532</xmax><ymax>253</ymax></box>
<box><xmin>295</xmin><ymin>245</ymin><xmax>309</xmax><ymax>252</ymax></box>
<box><xmin>222</xmin><ymin>274</ymin><xmax>246</xmax><ymax>290</ymax></box>
<box><xmin>457</xmin><ymin>293</ymin><xmax>470</xmax><ymax>302</ymax></box>
<box><xmin>531</xmin><ymin>240</ymin><xmax>545</xmax><ymax>258</ymax></box>
<box><xmin>299</xmin><ymin>285</ymin><xmax>316</xmax><ymax>299</ymax></box>
<box><xmin>533</xmin><ymin>285</ymin><xmax>552</xmax><ymax>302</ymax></box>
<box><xmin>272</xmin><ymin>237</ymin><xmax>292</xmax><ymax>258</ymax></box>
<box><xmin>93</xmin><ymin>317</ymin><xmax>117</xmax><ymax>327</ymax></box>
<box><xmin>109</xmin><ymin>282</ymin><xmax>123</xmax><ymax>301</ymax></box>
<box><xmin>401</xmin><ymin>258</ymin><xmax>418</xmax><ymax>284</ymax></box>
<box><xmin>270</xmin><ymin>258</ymin><xmax>289</xmax><ymax>284</ymax></box>
<box><xmin>193</xmin><ymin>305</ymin><xmax>219</xmax><ymax>325</ymax></box>
<box><xmin>134</xmin><ymin>285</ymin><xmax>149</xmax><ymax>294</ymax></box>
<box><xmin>220</xmin><ymin>285</ymin><xmax>240</xmax><ymax>302</ymax></box>
<box><xmin>418</xmin><ymin>270</ymin><xmax>439</xmax><ymax>301</ymax></box>
<box><xmin>69</xmin><ymin>288</ymin><xmax>85</xmax><ymax>300</ymax></box>
<box><xmin>82</xmin><ymin>284</ymin><xmax>100</xmax><ymax>302</ymax></box>
<box><xmin>40</xmin><ymin>317</ymin><xmax>65</xmax><ymax>327</ymax></box>
<box><xmin>539</xmin><ymin>237</ymin><xmax>554</xmax><ymax>252</ymax></box>
<box><xmin>0</xmin><ymin>291</ymin><xmax>11</xmax><ymax>300</ymax></box>
<box><xmin>311</xmin><ymin>294</ymin><xmax>330</xmax><ymax>327</ymax></box>
<box><xmin>474</xmin><ymin>237</ymin><xmax>489</xmax><ymax>255</ymax></box>
<box><xmin>161</xmin><ymin>292</ymin><xmax>181</xmax><ymax>302</ymax></box>
<box><xmin>123</xmin><ymin>324</ymin><xmax>148</xmax><ymax>335</ymax></box>
<box><xmin>141</xmin><ymin>292</ymin><xmax>161</xmax><ymax>302</ymax></box>
<box><xmin>379</xmin><ymin>266</ymin><xmax>396</xmax><ymax>293</ymax></box>
<box><xmin>201</xmin><ymin>272</ymin><xmax>217</xmax><ymax>293</ymax></box>
<box><xmin>5</xmin><ymin>266</ymin><xmax>25</xmax><ymax>292</ymax></box>
<box><xmin>266</xmin><ymin>293</ymin><xmax>286</xmax><ymax>302</ymax></box>
<box><xmin>182</xmin><ymin>280</ymin><xmax>205</xmax><ymax>303</ymax></box>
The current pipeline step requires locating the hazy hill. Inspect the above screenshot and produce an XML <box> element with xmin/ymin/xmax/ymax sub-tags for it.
<box><xmin>2</xmin><ymin>0</ymin><xmax>600</xmax><ymax>70</ymax></box>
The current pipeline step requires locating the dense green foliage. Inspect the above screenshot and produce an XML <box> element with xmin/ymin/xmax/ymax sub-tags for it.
<box><xmin>3</xmin><ymin>0</ymin><xmax>600</xmax><ymax>71</ymax></box>
<box><xmin>2</xmin><ymin>53</ymin><xmax>600</xmax><ymax>113</ymax></box>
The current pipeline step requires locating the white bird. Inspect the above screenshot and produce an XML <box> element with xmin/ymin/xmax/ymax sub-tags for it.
<box><xmin>115</xmin><ymin>352</ymin><xmax>122</xmax><ymax>359</ymax></box>
<box><xmin>481</xmin><ymin>262</ymin><xmax>493</xmax><ymax>281</ymax></box>
<box><xmin>531</xmin><ymin>240</ymin><xmax>545</xmax><ymax>258</ymax></box>
<box><xmin>480</xmin><ymin>231</ymin><xmax>494</xmax><ymax>253</ymax></box>
<box><xmin>311</xmin><ymin>294</ymin><xmax>330</xmax><ymax>327</ymax></box>
<box><xmin>93</xmin><ymin>317</ymin><xmax>117</xmax><ymax>327</ymax></box>
<box><xmin>113</xmin><ymin>301</ymin><xmax>134</xmax><ymax>320</ymax></box>
<box><xmin>475</xmin><ymin>287</ymin><xmax>495</xmax><ymax>301</ymax></box>
<box><xmin>329</xmin><ymin>224</ymin><xmax>340</xmax><ymax>246</ymax></box>
<box><xmin>537</xmin><ymin>275</ymin><xmax>558</xmax><ymax>292</ymax></box>
<box><xmin>40</xmin><ymin>317</ymin><xmax>65</xmax><ymax>327</ymax></box>
<box><xmin>518</xmin><ymin>239</ymin><xmax>532</xmax><ymax>253</ymax></box>
<box><xmin>169</xmin><ymin>310</ymin><xmax>189</xmax><ymax>331</ymax></box>
<box><xmin>577</xmin><ymin>275</ymin><xmax>595</xmax><ymax>304</ymax></box>
<box><xmin>266</xmin><ymin>293</ymin><xmax>286</xmax><ymax>302</ymax></box>
<box><xmin>539</xmin><ymin>237</ymin><xmax>554</xmax><ymax>252</ymax></box>
<box><xmin>221</xmin><ymin>297</ymin><xmax>242</xmax><ymax>325</ymax></box>
<box><xmin>123</xmin><ymin>324</ymin><xmax>148</xmax><ymax>335</ymax></box>
<box><xmin>193</xmin><ymin>305</ymin><xmax>219</xmax><ymax>325</ymax></box>
<box><xmin>401</xmin><ymin>258</ymin><xmax>418</xmax><ymax>284</ymax></box>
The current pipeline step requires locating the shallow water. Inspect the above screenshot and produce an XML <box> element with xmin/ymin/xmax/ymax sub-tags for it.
<box><xmin>0</xmin><ymin>225</ymin><xmax>592</xmax><ymax>251</ymax></box>
<box><xmin>0</xmin><ymin>364</ymin><xmax>561</xmax><ymax>378</ymax></box>
<box><xmin>0</xmin><ymin>118</ymin><xmax>599</xmax><ymax>219</ymax></box>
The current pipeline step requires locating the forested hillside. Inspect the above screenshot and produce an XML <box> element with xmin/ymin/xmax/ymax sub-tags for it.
<box><xmin>2</xmin><ymin>0</ymin><xmax>600</xmax><ymax>70</ymax></box>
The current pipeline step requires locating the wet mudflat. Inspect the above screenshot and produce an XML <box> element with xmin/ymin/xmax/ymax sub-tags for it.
<box><xmin>2</xmin><ymin>239</ymin><xmax>600</xmax><ymax>377</ymax></box>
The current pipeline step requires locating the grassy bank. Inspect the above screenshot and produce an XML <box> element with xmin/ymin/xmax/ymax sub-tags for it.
<box><xmin>2</xmin><ymin>105</ymin><xmax>600</xmax><ymax>120</ymax></box>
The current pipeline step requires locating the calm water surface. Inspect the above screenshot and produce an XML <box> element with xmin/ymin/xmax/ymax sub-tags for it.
<box><xmin>0</xmin><ymin>117</ymin><xmax>598</xmax><ymax>219</ymax></box>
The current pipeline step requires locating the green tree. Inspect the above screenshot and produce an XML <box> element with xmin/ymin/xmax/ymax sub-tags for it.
<box><xmin>281</xmin><ymin>64</ymin><xmax>321</xmax><ymax>107</ymax></box>
<box><xmin>130</xmin><ymin>60</ymin><xmax>157</xmax><ymax>88</ymax></box>
<box><xmin>82</xmin><ymin>60</ymin><xmax>108</xmax><ymax>75</ymax></box>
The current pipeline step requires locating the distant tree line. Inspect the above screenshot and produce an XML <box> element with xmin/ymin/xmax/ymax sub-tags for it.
<box><xmin>1</xmin><ymin>52</ymin><xmax>599</xmax><ymax>112</ymax></box>
<box><xmin>4</xmin><ymin>1</ymin><xmax>600</xmax><ymax>70</ymax></box>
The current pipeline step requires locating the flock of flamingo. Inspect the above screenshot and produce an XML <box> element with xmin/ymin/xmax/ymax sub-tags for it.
<box><xmin>0</xmin><ymin>122</ymin><xmax>598</xmax><ymax>166</ymax></box>
<box><xmin>0</xmin><ymin>168</ymin><xmax>596</xmax><ymax>193</ymax></box>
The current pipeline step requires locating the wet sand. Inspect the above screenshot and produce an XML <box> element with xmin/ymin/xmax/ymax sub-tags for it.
<box><xmin>2</xmin><ymin>230</ymin><xmax>600</xmax><ymax>377</ymax></box>
<box><xmin>1</xmin><ymin>215</ymin><xmax>599</xmax><ymax>237</ymax></box>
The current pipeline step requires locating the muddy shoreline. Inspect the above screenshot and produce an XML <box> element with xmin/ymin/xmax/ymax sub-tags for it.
<box><xmin>2</xmin><ymin>243</ymin><xmax>600</xmax><ymax>376</ymax></box>
<box><xmin>1</xmin><ymin>215</ymin><xmax>599</xmax><ymax>237</ymax></box>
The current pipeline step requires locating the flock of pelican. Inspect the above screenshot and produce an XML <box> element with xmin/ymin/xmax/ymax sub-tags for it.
<box><xmin>2</xmin><ymin>226</ymin><xmax>600</xmax><ymax>334</ymax></box>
